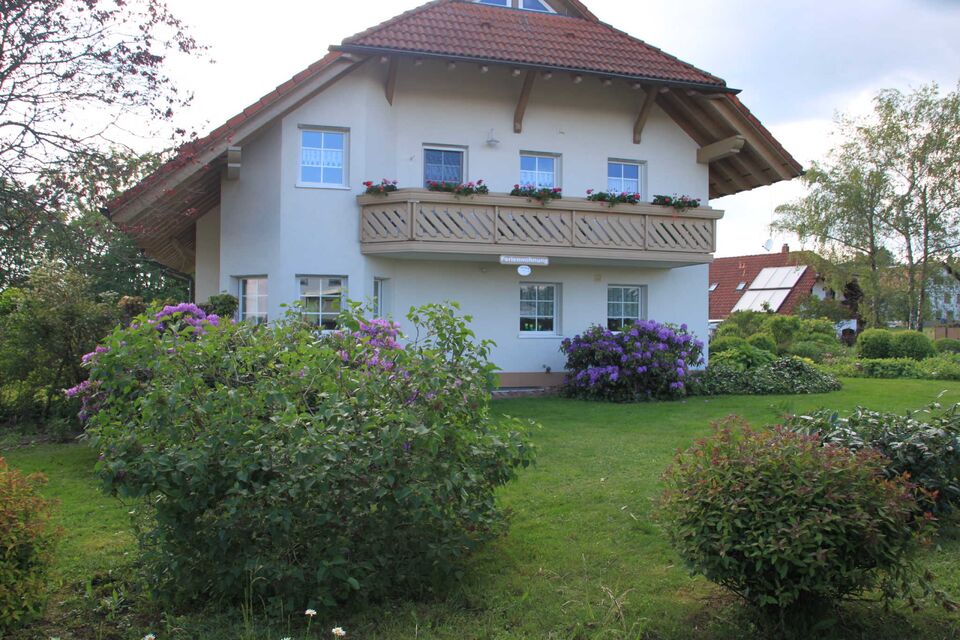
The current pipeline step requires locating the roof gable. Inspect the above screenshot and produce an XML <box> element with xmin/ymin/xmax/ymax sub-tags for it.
<box><xmin>340</xmin><ymin>0</ymin><xmax>726</xmax><ymax>88</ymax></box>
<box><xmin>709</xmin><ymin>251</ymin><xmax>822</xmax><ymax>320</ymax></box>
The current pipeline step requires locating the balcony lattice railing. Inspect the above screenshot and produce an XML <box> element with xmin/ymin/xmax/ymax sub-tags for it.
<box><xmin>358</xmin><ymin>190</ymin><xmax>722</xmax><ymax>263</ymax></box>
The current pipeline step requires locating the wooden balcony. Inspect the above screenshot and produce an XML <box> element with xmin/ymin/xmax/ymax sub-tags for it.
<box><xmin>358</xmin><ymin>189</ymin><xmax>723</xmax><ymax>266</ymax></box>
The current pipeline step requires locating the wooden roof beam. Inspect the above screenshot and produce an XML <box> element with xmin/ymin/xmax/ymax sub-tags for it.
<box><xmin>385</xmin><ymin>57</ymin><xmax>399</xmax><ymax>105</ymax></box>
<box><xmin>712</xmin><ymin>160</ymin><xmax>754</xmax><ymax>193</ymax></box>
<box><xmin>698</xmin><ymin>135</ymin><xmax>746</xmax><ymax>164</ymax></box>
<box><xmin>633</xmin><ymin>86</ymin><xmax>658</xmax><ymax>144</ymax></box>
<box><xmin>701</xmin><ymin>98</ymin><xmax>795</xmax><ymax>181</ymax></box>
<box><xmin>514</xmin><ymin>70</ymin><xmax>536</xmax><ymax>134</ymax></box>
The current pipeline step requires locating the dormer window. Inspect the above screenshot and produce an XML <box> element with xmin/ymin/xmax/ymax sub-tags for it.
<box><xmin>476</xmin><ymin>0</ymin><xmax>556</xmax><ymax>13</ymax></box>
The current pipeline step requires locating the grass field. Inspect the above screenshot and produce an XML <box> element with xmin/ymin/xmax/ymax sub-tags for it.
<box><xmin>5</xmin><ymin>378</ymin><xmax>960</xmax><ymax>639</ymax></box>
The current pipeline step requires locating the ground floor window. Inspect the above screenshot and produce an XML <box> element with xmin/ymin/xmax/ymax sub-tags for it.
<box><xmin>520</xmin><ymin>283</ymin><xmax>559</xmax><ymax>334</ymax></box>
<box><xmin>373</xmin><ymin>278</ymin><xmax>388</xmax><ymax>317</ymax></box>
<box><xmin>607</xmin><ymin>285</ymin><xmax>645</xmax><ymax>331</ymax></box>
<box><xmin>299</xmin><ymin>276</ymin><xmax>346</xmax><ymax>330</ymax></box>
<box><xmin>239</xmin><ymin>277</ymin><xmax>268</xmax><ymax>324</ymax></box>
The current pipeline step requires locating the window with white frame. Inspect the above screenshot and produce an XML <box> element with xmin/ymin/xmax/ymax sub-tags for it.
<box><xmin>475</xmin><ymin>0</ymin><xmax>555</xmax><ymax>12</ymax></box>
<box><xmin>520</xmin><ymin>153</ymin><xmax>558</xmax><ymax>188</ymax></box>
<box><xmin>299</xmin><ymin>128</ymin><xmax>347</xmax><ymax>187</ymax></box>
<box><xmin>608</xmin><ymin>160</ymin><xmax>644</xmax><ymax>195</ymax></box>
<box><xmin>709</xmin><ymin>282</ymin><xmax>719</xmax><ymax>292</ymax></box>
<box><xmin>423</xmin><ymin>147</ymin><xmax>464</xmax><ymax>186</ymax></box>
<box><xmin>239</xmin><ymin>277</ymin><xmax>268</xmax><ymax>325</ymax></box>
<box><xmin>520</xmin><ymin>283</ymin><xmax>559</xmax><ymax>334</ymax></box>
<box><xmin>373</xmin><ymin>278</ymin><xmax>388</xmax><ymax>317</ymax></box>
<box><xmin>607</xmin><ymin>285</ymin><xmax>645</xmax><ymax>331</ymax></box>
<box><xmin>299</xmin><ymin>276</ymin><xmax>347</xmax><ymax>330</ymax></box>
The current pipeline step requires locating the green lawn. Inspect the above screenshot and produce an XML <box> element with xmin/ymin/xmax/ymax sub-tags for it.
<box><xmin>5</xmin><ymin>378</ymin><xmax>960</xmax><ymax>639</ymax></box>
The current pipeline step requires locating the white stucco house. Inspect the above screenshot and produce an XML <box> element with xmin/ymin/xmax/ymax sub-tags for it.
<box><xmin>108</xmin><ymin>0</ymin><xmax>801</xmax><ymax>387</ymax></box>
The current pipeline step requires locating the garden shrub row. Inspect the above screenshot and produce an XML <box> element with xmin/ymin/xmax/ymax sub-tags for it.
<box><xmin>820</xmin><ymin>354</ymin><xmax>960</xmax><ymax>381</ymax></box>
<box><xmin>82</xmin><ymin>303</ymin><xmax>535</xmax><ymax>612</ymax></box>
<box><xmin>689</xmin><ymin>357</ymin><xmax>842</xmax><ymax>396</ymax></box>
<box><xmin>857</xmin><ymin>328</ymin><xmax>936</xmax><ymax>360</ymax></box>
<box><xmin>713</xmin><ymin>311</ymin><xmax>840</xmax><ymax>357</ymax></box>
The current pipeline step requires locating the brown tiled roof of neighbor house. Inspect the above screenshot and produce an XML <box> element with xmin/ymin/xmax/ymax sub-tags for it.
<box><xmin>339</xmin><ymin>0</ymin><xmax>727</xmax><ymax>88</ymax></box>
<box><xmin>709</xmin><ymin>248</ymin><xmax>822</xmax><ymax>320</ymax></box>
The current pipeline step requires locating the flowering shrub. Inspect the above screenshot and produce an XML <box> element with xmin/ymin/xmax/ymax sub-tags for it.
<box><xmin>0</xmin><ymin>459</ymin><xmax>56</xmax><ymax>632</ymax></box>
<box><xmin>560</xmin><ymin>322</ymin><xmax>704</xmax><ymax>401</ymax></box>
<box><xmin>425</xmin><ymin>179</ymin><xmax>490</xmax><ymax>196</ymax></box>
<box><xmin>651</xmin><ymin>194</ymin><xmax>701</xmax><ymax>212</ymax></box>
<box><xmin>584</xmin><ymin>189</ymin><xmax>641</xmax><ymax>206</ymax></box>
<box><xmin>659</xmin><ymin>420</ymin><xmax>946</xmax><ymax>626</ymax></box>
<box><xmin>83</xmin><ymin>303</ymin><xmax>534</xmax><ymax>612</ymax></box>
<box><xmin>510</xmin><ymin>184</ymin><xmax>562</xmax><ymax>204</ymax></box>
<box><xmin>362</xmin><ymin>179</ymin><xmax>399</xmax><ymax>195</ymax></box>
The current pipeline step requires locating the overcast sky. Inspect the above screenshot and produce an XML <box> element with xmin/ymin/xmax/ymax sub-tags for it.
<box><xmin>158</xmin><ymin>0</ymin><xmax>960</xmax><ymax>257</ymax></box>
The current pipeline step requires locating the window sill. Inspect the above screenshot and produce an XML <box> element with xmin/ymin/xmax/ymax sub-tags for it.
<box><xmin>517</xmin><ymin>333</ymin><xmax>564</xmax><ymax>339</ymax></box>
<box><xmin>295</xmin><ymin>183</ymin><xmax>352</xmax><ymax>190</ymax></box>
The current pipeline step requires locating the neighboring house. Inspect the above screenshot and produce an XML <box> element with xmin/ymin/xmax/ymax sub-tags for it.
<box><xmin>928</xmin><ymin>267</ymin><xmax>960</xmax><ymax>324</ymax></box>
<box><xmin>108</xmin><ymin>0</ymin><xmax>800</xmax><ymax>386</ymax></box>
<box><xmin>709</xmin><ymin>245</ymin><xmax>829</xmax><ymax>327</ymax></box>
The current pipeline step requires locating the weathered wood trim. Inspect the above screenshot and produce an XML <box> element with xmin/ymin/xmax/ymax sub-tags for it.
<box><xmin>514</xmin><ymin>71</ymin><xmax>537</xmax><ymax>134</ymax></box>
<box><xmin>385</xmin><ymin>57</ymin><xmax>399</xmax><ymax>105</ymax></box>
<box><xmin>698</xmin><ymin>135</ymin><xmax>746</xmax><ymax>164</ymax></box>
<box><xmin>633</xmin><ymin>87</ymin><xmax>658</xmax><ymax>144</ymax></box>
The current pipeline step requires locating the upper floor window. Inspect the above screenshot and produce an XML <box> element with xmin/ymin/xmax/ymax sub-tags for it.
<box><xmin>520</xmin><ymin>153</ymin><xmax>559</xmax><ymax>189</ymax></box>
<box><xmin>300</xmin><ymin>127</ymin><xmax>347</xmax><ymax>187</ymax></box>
<box><xmin>608</xmin><ymin>160</ymin><xmax>644</xmax><ymax>195</ymax></box>
<box><xmin>299</xmin><ymin>276</ymin><xmax>347</xmax><ymax>330</ymax></box>
<box><xmin>424</xmin><ymin>147</ymin><xmax>465</xmax><ymax>186</ymax></box>
<box><xmin>476</xmin><ymin>0</ymin><xmax>555</xmax><ymax>12</ymax></box>
<box><xmin>239</xmin><ymin>277</ymin><xmax>268</xmax><ymax>325</ymax></box>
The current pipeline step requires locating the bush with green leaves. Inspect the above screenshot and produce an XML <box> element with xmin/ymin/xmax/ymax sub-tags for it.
<box><xmin>718</xmin><ymin>310</ymin><xmax>770</xmax><ymax>337</ymax></box>
<box><xmin>860</xmin><ymin>358</ymin><xmax>922</xmax><ymax>379</ymax></box>
<box><xmin>690</xmin><ymin>357</ymin><xmax>841</xmax><ymax>396</ymax></box>
<box><xmin>788</xmin><ymin>340</ymin><xmax>833</xmax><ymax>362</ymax></box>
<box><xmin>763</xmin><ymin>315</ymin><xmax>803</xmax><ymax>351</ymax></box>
<box><xmin>659</xmin><ymin>420</ymin><xmax>941</xmax><ymax>622</ymax></box>
<box><xmin>891</xmin><ymin>330</ymin><xmax>936</xmax><ymax>360</ymax></box>
<box><xmin>746</xmin><ymin>333</ymin><xmax>777</xmax><ymax>353</ymax></box>
<box><xmin>200</xmin><ymin>292</ymin><xmax>239</xmax><ymax>318</ymax></box>
<box><xmin>709</xmin><ymin>343</ymin><xmax>776</xmax><ymax>371</ymax></box>
<box><xmin>709</xmin><ymin>336</ymin><xmax>746</xmax><ymax>354</ymax></box>
<box><xmin>0</xmin><ymin>459</ymin><xmax>56</xmax><ymax>632</ymax></box>
<box><xmin>916</xmin><ymin>354</ymin><xmax>960</xmax><ymax>381</ymax></box>
<box><xmin>84</xmin><ymin>302</ymin><xmax>535</xmax><ymax>612</ymax></box>
<box><xmin>785</xmin><ymin>402</ymin><xmax>960</xmax><ymax>512</ymax></box>
<box><xmin>935</xmin><ymin>338</ymin><xmax>960</xmax><ymax>354</ymax></box>
<box><xmin>0</xmin><ymin>266</ymin><xmax>118</xmax><ymax>427</ymax></box>
<box><xmin>857</xmin><ymin>328</ymin><xmax>894</xmax><ymax>359</ymax></box>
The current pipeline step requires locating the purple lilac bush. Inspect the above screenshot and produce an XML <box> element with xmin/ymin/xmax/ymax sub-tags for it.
<box><xmin>561</xmin><ymin>321</ymin><xmax>704</xmax><ymax>401</ymax></box>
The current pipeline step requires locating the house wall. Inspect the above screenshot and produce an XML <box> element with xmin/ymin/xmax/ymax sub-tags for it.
<box><xmin>203</xmin><ymin>59</ymin><xmax>714</xmax><ymax>372</ymax></box>
<box><xmin>195</xmin><ymin>206</ymin><xmax>220</xmax><ymax>302</ymax></box>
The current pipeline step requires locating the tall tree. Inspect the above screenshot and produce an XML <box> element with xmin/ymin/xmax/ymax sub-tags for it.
<box><xmin>0</xmin><ymin>0</ymin><xmax>203</xmax><ymax>179</ymax></box>
<box><xmin>864</xmin><ymin>84</ymin><xmax>960</xmax><ymax>329</ymax></box>
<box><xmin>773</xmin><ymin>136</ymin><xmax>891</xmax><ymax>327</ymax></box>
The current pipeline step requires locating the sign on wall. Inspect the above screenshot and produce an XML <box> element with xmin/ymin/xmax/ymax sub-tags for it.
<box><xmin>499</xmin><ymin>256</ymin><xmax>550</xmax><ymax>267</ymax></box>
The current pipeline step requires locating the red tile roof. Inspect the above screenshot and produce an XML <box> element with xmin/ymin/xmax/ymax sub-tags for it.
<box><xmin>709</xmin><ymin>250</ymin><xmax>822</xmax><ymax>320</ymax></box>
<box><xmin>340</xmin><ymin>0</ymin><xmax>727</xmax><ymax>89</ymax></box>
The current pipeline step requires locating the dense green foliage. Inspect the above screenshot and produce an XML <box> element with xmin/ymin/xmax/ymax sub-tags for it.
<box><xmin>691</xmin><ymin>358</ymin><xmax>842</xmax><ymax>396</ymax></box>
<box><xmin>858</xmin><ymin>328</ymin><xmax>896</xmax><ymax>358</ymax></box>
<box><xmin>786</xmin><ymin>403</ymin><xmax>960</xmax><ymax>512</ymax></box>
<box><xmin>199</xmin><ymin>293</ymin><xmax>238</xmax><ymax>318</ymax></box>
<box><xmin>0</xmin><ymin>459</ymin><xmax>56</xmax><ymax>632</ymax></box>
<box><xmin>746</xmin><ymin>333</ymin><xmax>778</xmax><ymax>353</ymax></box>
<box><xmin>709</xmin><ymin>343</ymin><xmax>777</xmax><ymax>371</ymax></box>
<box><xmin>659</xmin><ymin>421</ymin><xmax>935</xmax><ymax>624</ymax></box>
<box><xmin>85</xmin><ymin>303</ymin><xmax>534</xmax><ymax>612</ymax></box>
<box><xmin>891</xmin><ymin>331</ymin><xmax>937</xmax><ymax>360</ymax></box>
<box><xmin>710</xmin><ymin>336</ymin><xmax>747</xmax><ymax>354</ymax></box>
<box><xmin>0</xmin><ymin>266</ymin><xmax>118</xmax><ymax>426</ymax></box>
<box><xmin>820</xmin><ymin>354</ymin><xmax>960</xmax><ymax>381</ymax></box>
<box><xmin>711</xmin><ymin>311</ymin><xmax>840</xmax><ymax>357</ymax></box>
<box><xmin>936</xmin><ymin>338</ymin><xmax>960</xmax><ymax>354</ymax></box>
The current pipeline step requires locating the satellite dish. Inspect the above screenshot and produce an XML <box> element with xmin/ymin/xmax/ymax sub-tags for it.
<box><xmin>517</xmin><ymin>265</ymin><xmax>532</xmax><ymax>277</ymax></box>
<box><xmin>762</xmin><ymin>239</ymin><xmax>773</xmax><ymax>252</ymax></box>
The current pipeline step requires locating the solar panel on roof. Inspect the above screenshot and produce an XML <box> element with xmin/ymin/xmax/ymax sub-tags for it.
<box><xmin>750</xmin><ymin>266</ymin><xmax>807</xmax><ymax>290</ymax></box>
<box><xmin>731</xmin><ymin>289</ymin><xmax>792</xmax><ymax>313</ymax></box>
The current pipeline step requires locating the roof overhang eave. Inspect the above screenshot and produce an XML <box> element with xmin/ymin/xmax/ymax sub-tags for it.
<box><xmin>331</xmin><ymin>44</ymin><xmax>740</xmax><ymax>94</ymax></box>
